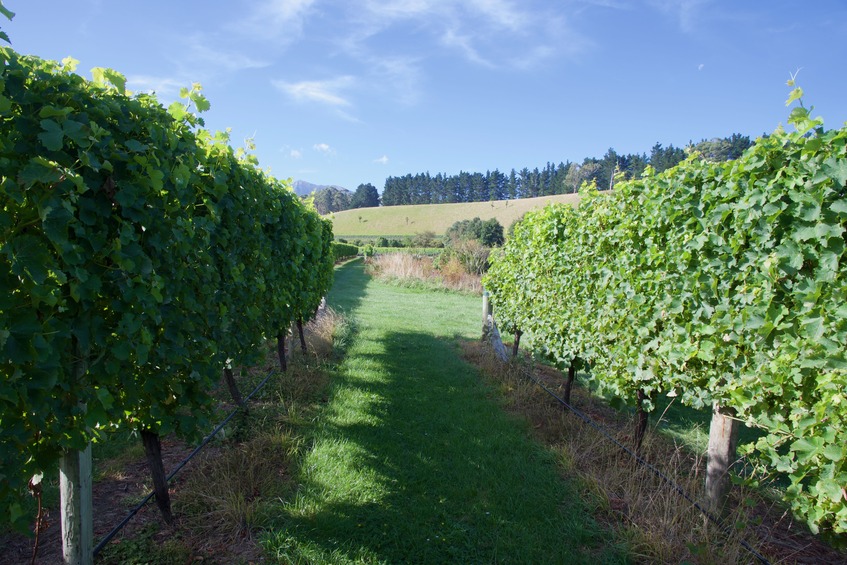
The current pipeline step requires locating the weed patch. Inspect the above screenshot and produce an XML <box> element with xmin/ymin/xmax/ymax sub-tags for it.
<box><xmin>176</xmin><ymin>431</ymin><xmax>302</xmax><ymax>544</ymax></box>
<box><xmin>366</xmin><ymin>252</ymin><xmax>482</xmax><ymax>293</ymax></box>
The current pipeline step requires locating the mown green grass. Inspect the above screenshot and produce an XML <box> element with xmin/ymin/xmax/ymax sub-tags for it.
<box><xmin>331</xmin><ymin>193</ymin><xmax>583</xmax><ymax>237</ymax></box>
<box><xmin>261</xmin><ymin>260</ymin><xmax>627</xmax><ymax>564</ymax></box>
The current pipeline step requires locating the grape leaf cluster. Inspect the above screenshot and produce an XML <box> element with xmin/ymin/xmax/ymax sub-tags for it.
<box><xmin>0</xmin><ymin>48</ymin><xmax>334</xmax><ymax>530</ymax></box>
<box><xmin>484</xmin><ymin>85</ymin><xmax>847</xmax><ymax>534</ymax></box>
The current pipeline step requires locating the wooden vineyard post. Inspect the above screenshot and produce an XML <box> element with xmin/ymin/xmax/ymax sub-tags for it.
<box><xmin>297</xmin><ymin>316</ymin><xmax>308</xmax><ymax>354</ymax></box>
<box><xmin>634</xmin><ymin>389</ymin><xmax>649</xmax><ymax>453</ymax></box>
<box><xmin>60</xmin><ymin>338</ymin><xmax>93</xmax><ymax>565</ymax></box>
<box><xmin>276</xmin><ymin>332</ymin><xmax>287</xmax><ymax>372</ymax></box>
<box><xmin>511</xmin><ymin>329</ymin><xmax>522</xmax><ymax>358</ymax></box>
<box><xmin>705</xmin><ymin>403</ymin><xmax>739</xmax><ymax>514</ymax></box>
<box><xmin>223</xmin><ymin>365</ymin><xmax>245</xmax><ymax>408</ymax></box>
<box><xmin>481</xmin><ymin>292</ymin><xmax>508</xmax><ymax>362</ymax></box>
<box><xmin>482</xmin><ymin>290</ymin><xmax>491</xmax><ymax>333</ymax></box>
<box><xmin>59</xmin><ymin>445</ymin><xmax>93</xmax><ymax>565</ymax></box>
<box><xmin>141</xmin><ymin>430</ymin><xmax>174</xmax><ymax>524</ymax></box>
<box><xmin>563</xmin><ymin>358</ymin><xmax>576</xmax><ymax>406</ymax></box>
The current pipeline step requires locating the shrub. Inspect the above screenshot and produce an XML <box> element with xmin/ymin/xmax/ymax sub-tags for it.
<box><xmin>444</xmin><ymin>217</ymin><xmax>504</xmax><ymax>247</ymax></box>
<box><xmin>412</xmin><ymin>230</ymin><xmax>438</xmax><ymax>247</ymax></box>
<box><xmin>438</xmin><ymin>240</ymin><xmax>490</xmax><ymax>275</ymax></box>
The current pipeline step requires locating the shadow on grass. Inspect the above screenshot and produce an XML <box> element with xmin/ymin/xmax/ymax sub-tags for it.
<box><xmin>327</xmin><ymin>258</ymin><xmax>369</xmax><ymax>316</ymax></box>
<box><xmin>263</xmin><ymin>328</ymin><xmax>627</xmax><ymax>564</ymax></box>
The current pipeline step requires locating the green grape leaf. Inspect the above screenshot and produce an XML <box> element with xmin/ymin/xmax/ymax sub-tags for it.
<box><xmin>168</xmin><ymin>101</ymin><xmax>187</xmax><ymax>121</ymax></box>
<box><xmin>831</xmin><ymin>199</ymin><xmax>847</xmax><ymax>215</ymax></box>
<box><xmin>785</xmin><ymin>87</ymin><xmax>804</xmax><ymax>106</ymax></box>
<box><xmin>788</xmin><ymin>106</ymin><xmax>810</xmax><ymax>126</ymax></box>
<box><xmin>10</xmin><ymin>235</ymin><xmax>52</xmax><ymax>285</ymax></box>
<box><xmin>95</xmin><ymin>388</ymin><xmax>115</xmax><ymax>411</ymax></box>
<box><xmin>823</xmin><ymin>157</ymin><xmax>847</xmax><ymax>187</ymax></box>
<box><xmin>38</xmin><ymin>105</ymin><xmax>72</xmax><ymax>119</ymax></box>
<box><xmin>19</xmin><ymin>158</ymin><xmax>62</xmax><ymax>185</ymax></box>
<box><xmin>792</xmin><ymin>437</ymin><xmax>823</xmax><ymax>464</ymax></box>
<box><xmin>125</xmin><ymin>139</ymin><xmax>147</xmax><ymax>152</ymax></box>
<box><xmin>816</xmin><ymin>478</ymin><xmax>844</xmax><ymax>504</ymax></box>
<box><xmin>190</xmin><ymin>91</ymin><xmax>211</xmax><ymax>113</ymax></box>
<box><xmin>90</xmin><ymin>67</ymin><xmax>127</xmax><ymax>94</ymax></box>
<box><xmin>61</xmin><ymin>56</ymin><xmax>79</xmax><ymax>72</ymax></box>
<box><xmin>38</xmin><ymin>119</ymin><xmax>64</xmax><ymax>151</ymax></box>
<box><xmin>822</xmin><ymin>444</ymin><xmax>844</xmax><ymax>462</ymax></box>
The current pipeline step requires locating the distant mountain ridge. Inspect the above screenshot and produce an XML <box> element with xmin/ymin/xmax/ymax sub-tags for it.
<box><xmin>292</xmin><ymin>180</ymin><xmax>349</xmax><ymax>197</ymax></box>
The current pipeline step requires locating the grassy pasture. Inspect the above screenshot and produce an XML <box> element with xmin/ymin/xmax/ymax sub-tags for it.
<box><xmin>331</xmin><ymin>193</ymin><xmax>582</xmax><ymax>237</ymax></box>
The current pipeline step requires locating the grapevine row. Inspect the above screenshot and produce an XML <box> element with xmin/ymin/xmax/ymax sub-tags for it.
<box><xmin>484</xmin><ymin>86</ymin><xmax>847</xmax><ymax>535</ymax></box>
<box><xmin>332</xmin><ymin>241</ymin><xmax>360</xmax><ymax>262</ymax></box>
<box><xmin>0</xmin><ymin>48</ymin><xmax>334</xmax><ymax>529</ymax></box>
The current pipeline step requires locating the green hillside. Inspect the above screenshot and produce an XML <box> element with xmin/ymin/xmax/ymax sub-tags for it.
<box><xmin>330</xmin><ymin>193</ymin><xmax>582</xmax><ymax>237</ymax></box>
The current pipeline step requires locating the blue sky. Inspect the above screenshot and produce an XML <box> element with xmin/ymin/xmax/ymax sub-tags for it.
<box><xmin>4</xmin><ymin>1</ymin><xmax>846</xmax><ymax>192</ymax></box>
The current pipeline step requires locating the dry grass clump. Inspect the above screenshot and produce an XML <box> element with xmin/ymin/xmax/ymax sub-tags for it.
<box><xmin>152</xmin><ymin>307</ymin><xmax>346</xmax><ymax>559</ymax></box>
<box><xmin>462</xmin><ymin>340</ymin><xmax>778</xmax><ymax>564</ymax></box>
<box><xmin>289</xmin><ymin>305</ymin><xmax>352</xmax><ymax>362</ymax></box>
<box><xmin>367</xmin><ymin>252</ymin><xmax>436</xmax><ymax>280</ymax></box>
<box><xmin>366</xmin><ymin>252</ymin><xmax>482</xmax><ymax>293</ymax></box>
<box><xmin>299</xmin><ymin>306</ymin><xmax>343</xmax><ymax>359</ymax></box>
<box><xmin>176</xmin><ymin>431</ymin><xmax>303</xmax><ymax>544</ymax></box>
<box><xmin>437</xmin><ymin>255</ymin><xmax>483</xmax><ymax>293</ymax></box>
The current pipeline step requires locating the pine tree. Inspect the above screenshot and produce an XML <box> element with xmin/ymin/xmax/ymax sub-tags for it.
<box><xmin>350</xmin><ymin>183</ymin><xmax>380</xmax><ymax>208</ymax></box>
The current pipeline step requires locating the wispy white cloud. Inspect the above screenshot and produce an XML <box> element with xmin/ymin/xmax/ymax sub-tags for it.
<box><xmin>465</xmin><ymin>0</ymin><xmax>530</xmax><ymax>31</ymax></box>
<box><xmin>335</xmin><ymin>110</ymin><xmax>364</xmax><ymax>124</ymax></box>
<box><xmin>184</xmin><ymin>37</ymin><xmax>271</xmax><ymax>72</ymax></box>
<box><xmin>508</xmin><ymin>44</ymin><xmax>556</xmax><ymax>71</ymax></box>
<box><xmin>359</xmin><ymin>0</ymin><xmax>527</xmax><ymax>33</ymax></box>
<box><xmin>233</xmin><ymin>0</ymin><xmax>317</xmax><ymax>42</ymax></box>
<box><xmin>313</xmin><ymin>143</ymin><xmax>335</xmax><ymax>154</ymax></box>
<box><xmin>373</xmin><ymin>155</ymin><xmax>389</xmax><ymax>165</ymax></box>
<box><xmin>574</xmin><ymin>0</ymin><xmax>631</xmax><ymax>9</ymax></box>
<box><xmin>349</xmin><ymin>0</ymin><xmax>582</xmax><ymax>71</ymax></box>
<box><xmin>147</xmin><ymin>33</ymin><xmax>271</xmax><ymax>94</ymax></box>
<box><xmin>289</xmin><ymin>148</ymin><xmax>303</xmax><ymax>159</ymax></box>
<box><xmin>649</xmin><ymin>0</ymin><xmax>711</xmax><ymax>33</ymax></box>
<box><xmin>441</xmin><ymin>27</ymin><xmax>495</xmax><ymax>68</ymax></box>
<box><xmin>126</xmin><ymin>75</ymin><xmax>187</xmax><ymax>100</ymax></box>
<box><xmin>272</xmin><ymin>76</ymin><xmax>355</xmax><ymax>106</ymax></box>
<box><xmin>361</xmin><ymin>0</ymin><xmax>434</xmax><ymax>21</ymax></box>
<box><xmin>348</xmin><ymin>53</ymin><xmax>423</xmax><ymax>106</ymax></box>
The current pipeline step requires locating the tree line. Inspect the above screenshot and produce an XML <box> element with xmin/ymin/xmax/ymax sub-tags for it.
<box><xmin>380</xmin><ymin>134</ymin><xmax>753</xmax><ymax>206</ymax></box>
<box><xmin>311</xmin><ymin>183</ymin><xmax>380</xmax><ymax>215</ymax></box>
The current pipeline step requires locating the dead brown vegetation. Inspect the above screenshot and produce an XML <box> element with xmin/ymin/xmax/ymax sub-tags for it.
<box><xmin>366</xmin><ymin>252</ymin><xmax>482</xmax><ymax>293</ymax></box>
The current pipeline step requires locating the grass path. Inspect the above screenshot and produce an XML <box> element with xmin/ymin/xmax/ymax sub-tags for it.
<box><xmin>262</xmin><ymin>260</ymin><xmax>626</xmax><ymax>564</ymax></box>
